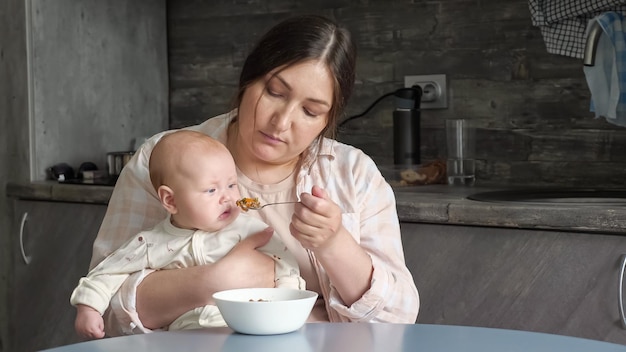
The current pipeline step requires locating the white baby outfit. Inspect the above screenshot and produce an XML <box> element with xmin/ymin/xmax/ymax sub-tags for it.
<box><xmin>71</xmin><ymin>213</ymin><xmax>305</xmax><ymax>330</ymax></box>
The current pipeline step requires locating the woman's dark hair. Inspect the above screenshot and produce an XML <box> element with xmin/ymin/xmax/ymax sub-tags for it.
<box><xmin>235</xmin><ymin>15</ymin><xmax>356</xmax><ymax>140</ymax></box>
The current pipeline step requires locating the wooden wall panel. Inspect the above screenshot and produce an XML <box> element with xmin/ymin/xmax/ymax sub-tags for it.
<box><xmin>166</xmin><ymin>0</ymin><xmax>626</xmax><ymax>187</ymax></box>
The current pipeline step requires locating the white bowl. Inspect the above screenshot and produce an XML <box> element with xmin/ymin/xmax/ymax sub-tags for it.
<box><xmin>213</xmin><ymin>288</ymin><xmax>318</xmax><ymax>335</ymax></box>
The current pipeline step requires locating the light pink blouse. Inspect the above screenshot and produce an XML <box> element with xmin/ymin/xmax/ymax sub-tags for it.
<box><xmin>91</xmin><ymin>111</ymin><xmax>419</xmax><ymax>335</ymax></box>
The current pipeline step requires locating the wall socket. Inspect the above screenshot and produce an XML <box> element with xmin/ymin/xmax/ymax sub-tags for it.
<box><xmin>404</xmin><ymin>74</ymin><xmax>448</xmax><ymax>109</ymax></box>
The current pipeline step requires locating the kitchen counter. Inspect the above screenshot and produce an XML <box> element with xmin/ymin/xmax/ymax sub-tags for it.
<box><xmin>6</xmin><ymin>181</ymin><xmax>113</xmax><ymax>205</ymax></box>
<box><xmin>394</xmin><ymin>185</ymin><xmax>626</xmax><ymax>234</ymax></box>
<box><xmin>6</xmin><ymin>181</ymin><xmax>626</xmax><ymax>234</ymax></box>
<box><xmin>8</xmin><ymin>182</ymin><xmax>626</xmax><ymax>347</ymax></box>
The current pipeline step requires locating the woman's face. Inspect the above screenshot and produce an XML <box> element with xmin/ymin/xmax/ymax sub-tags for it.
<box><xmin>237</xmin><ymin>60</ymin><xmax>334</xmax><ymax>166</ymax></box>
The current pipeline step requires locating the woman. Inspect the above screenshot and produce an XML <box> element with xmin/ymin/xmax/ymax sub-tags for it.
<box><xmin>91</xmin><ymin>14</ymin><xmax>419</xmax><ymax>336</ymax></box>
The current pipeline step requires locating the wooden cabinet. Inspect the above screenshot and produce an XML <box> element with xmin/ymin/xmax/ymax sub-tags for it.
<box><xmin>401</xmin><ymin>222</ymin><xmax>626</xmax><ymax>344</ymax></box>
<box><xmin>10</xmin><ymin>200</ymin><xmax>106</xmax><ymax>352</ymax></box>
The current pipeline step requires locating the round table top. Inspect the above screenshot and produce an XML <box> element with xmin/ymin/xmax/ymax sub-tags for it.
<box><xmin>41</xmin><ymin>323</ymin><xmax>626</xmax><ymax>352</ymax></box>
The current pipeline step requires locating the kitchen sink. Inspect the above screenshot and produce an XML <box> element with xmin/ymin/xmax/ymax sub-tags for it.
<box><xmin>467</xmin><ymin>188</ymin><xmax>626</xmax><ymax>206</ymax></box>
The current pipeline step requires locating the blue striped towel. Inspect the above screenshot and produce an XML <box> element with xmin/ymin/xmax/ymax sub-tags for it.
<box><xmin>583</xmin><ymin>11</ymin><xmax>626</xmax><ymax>127</ymax></box>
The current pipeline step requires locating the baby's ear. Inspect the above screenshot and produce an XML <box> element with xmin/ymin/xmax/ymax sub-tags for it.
<box><xmin>158</xmin><ymin>185</ymin><xmax>177</xmax><ymax>214</ymax></box>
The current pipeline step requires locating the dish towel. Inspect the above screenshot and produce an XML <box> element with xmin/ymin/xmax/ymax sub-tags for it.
<box><xmin>583</xmin><ymin>11</ymin><xmax>626</xmax><ymax>126</ymax></box>
<box><xmin>529</xmin><ymin>0</ymin><xmax>626</xmax><ymax>59</ymax></box>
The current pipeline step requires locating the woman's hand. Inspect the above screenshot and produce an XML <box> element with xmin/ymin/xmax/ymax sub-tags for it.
<box><xmin>291</xmin><ymin>185</ymin><xmax>373</xmax><ymax>306</ymax></box>
<box><xmin>212</xmin><ymin>227</ymin><xmax>277</xmax><ymax>290</ymax></box>
<box><xmin>290</xmin><ymin>185</ymin><xmax>343</xmax><ymax>251</ymax></box>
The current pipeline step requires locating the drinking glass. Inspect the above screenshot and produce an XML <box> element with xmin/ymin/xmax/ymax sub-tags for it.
<box><xmin>446</xmin><ymin>119</ymin><xmax>475</xmax><ymax>186</ymax></box>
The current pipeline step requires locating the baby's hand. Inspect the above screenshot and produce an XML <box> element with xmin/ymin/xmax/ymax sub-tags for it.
<box><xmin>74</xmin><ymin>304</ymin><xmax>105</xmax><ymax>339</ymax></box>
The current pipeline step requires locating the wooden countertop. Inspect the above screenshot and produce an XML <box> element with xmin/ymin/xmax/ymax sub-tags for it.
<box><xmin>6</xmin><ymin>181</ymin><xmax>113</xmax><ymax>205</ymax></box>
<box><xmin>394</xmin><ymin>185</ymin><xmax>626</xmax><ymax>235</ymax></box>
<box><xmin>6</xmin><ymin>182</ymin><xmax>626</xmax><ymax>235</ymax></box>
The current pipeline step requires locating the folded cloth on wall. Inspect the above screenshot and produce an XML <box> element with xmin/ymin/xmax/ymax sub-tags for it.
<box><xmin>529</xmin><ymin>0</ymin><xmax>626</xmax><ymax>58</ymax></box>
<box><xmin>583</xmin><ymin>12</ymin><xmax>626</xmax><ymax>126</ymax></box>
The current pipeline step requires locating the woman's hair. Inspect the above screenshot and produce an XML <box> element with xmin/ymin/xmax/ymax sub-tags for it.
<box><xmin>235</xmin><ymin>15</ymin><xmax>356</xmax><ymax>141</ymax></box>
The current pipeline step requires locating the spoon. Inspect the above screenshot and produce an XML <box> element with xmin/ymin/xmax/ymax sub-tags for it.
<box><xmin>246</xmin><ymin>201</ymin><xmax>300</xmax><ymax>211</ymax></box>
<box><xmin>237</xmin><ymin>198</ymin><xmax>299</xmax><ymax>212</ymax></box>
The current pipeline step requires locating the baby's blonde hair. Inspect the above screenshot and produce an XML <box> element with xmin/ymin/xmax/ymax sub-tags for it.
<box><xmin>149</xmin><ymin>130</ymin><xmax>227</xmax><ymax>192</ymax></box>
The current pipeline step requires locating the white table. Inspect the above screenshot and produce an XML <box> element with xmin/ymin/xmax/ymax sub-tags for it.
<box><xmin>41</xmin><ymin>323</ymin><xmax>626</xmax><ymax>352</ymax></box>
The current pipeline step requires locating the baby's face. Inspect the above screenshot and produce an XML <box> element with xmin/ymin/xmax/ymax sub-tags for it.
<box><xmin>169</xmin><ymin>150</ymin><xmax>241</xmax><ymax>232</ymax></box>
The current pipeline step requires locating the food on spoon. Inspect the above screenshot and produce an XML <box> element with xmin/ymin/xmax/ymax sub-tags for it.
<box><xmin>236</xmin><ymin>197</ymin><xmax>261</xmax><ymax>211</ymax></box>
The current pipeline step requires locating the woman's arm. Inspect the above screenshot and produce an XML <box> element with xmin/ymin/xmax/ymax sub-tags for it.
<box><xmin>291</xmin><ymin>186</ymin><xmax>372</xmax><ymax>306</ymax></box>
<box><xmin>90</xmin><ymin>136</ymin><xmax>166</xmax><ymax>269</ymax></box>
<box><xmin>292</xmin><ymin>149</ymin><xmax>419</xmax><ymax>323</ymax></box>
<box><xmin>136</xmin><ymin>229</ymin><xmax>276</xmax><ymax>329</ymax></box>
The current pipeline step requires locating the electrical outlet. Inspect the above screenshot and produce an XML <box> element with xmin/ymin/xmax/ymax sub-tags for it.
<box><xmin>404</xmin><ymin>74</ymin><xmax>447</xmax><ymax>109</ymax></box>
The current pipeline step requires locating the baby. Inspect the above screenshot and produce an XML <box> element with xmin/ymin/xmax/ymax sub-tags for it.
<box><xmin>70</xmin><ymin>130</ymin><xmax>305</xmax><ymax>339</ymax></box>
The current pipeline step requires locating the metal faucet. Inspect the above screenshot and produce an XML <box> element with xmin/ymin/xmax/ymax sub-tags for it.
<box><xmin>583</xmin><ymin>21</ymin><xmax>603</xmax><ymax>66</ymax></box>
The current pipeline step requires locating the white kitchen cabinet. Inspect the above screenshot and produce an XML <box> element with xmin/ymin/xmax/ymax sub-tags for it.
<box><xmin>401</xmin><ymin>222</ymin><xmax>626</xmax><ymax>344</ymax></box>
<box><xmin>10</xmin><ymin>200</ymin><xmax>106</xmax><ymax>352</ymax></box>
